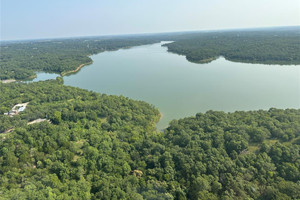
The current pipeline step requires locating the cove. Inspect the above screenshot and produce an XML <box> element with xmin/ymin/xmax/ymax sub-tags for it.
<box><xmin>60</xmin><ymin>42</ymin><xmax>300</xmax><ymax>129</ymax></box>
<box><xmin>31</xmin><ymin>72</ymin><xmax>59</xmax><ymax>82</ymax></box>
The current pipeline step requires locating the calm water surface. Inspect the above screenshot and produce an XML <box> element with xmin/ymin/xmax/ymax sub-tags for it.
<box><xmin>60</xmin><ymin>42</ymin><xmax>300</xmax><ymax>129</ymax></box>
<box><xmin>31</xmin><ymin>72</ymin><xmax>58</xmax><ymax>82</ymax></box>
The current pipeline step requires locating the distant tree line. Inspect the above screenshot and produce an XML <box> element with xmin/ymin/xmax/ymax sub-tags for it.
<box><xmin>0</xmin><ymin>37</ymin><xmax>162</xmax><ymax>80</ymax></box>
<box><xmin>1</xmin><ymin>27</ymin><xmax>299</xmax><ymax>80</ymax></box>
<box><xmin>164</xmin><ymin>27</ymin><xmax>300</xmax><ymax>65</ymax></box>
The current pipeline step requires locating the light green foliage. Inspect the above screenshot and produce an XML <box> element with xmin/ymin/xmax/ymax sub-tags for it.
<box><xmin>0</xmin><ymin>79</ymin><xmax>299</xmax><ymax>199</ymax></box>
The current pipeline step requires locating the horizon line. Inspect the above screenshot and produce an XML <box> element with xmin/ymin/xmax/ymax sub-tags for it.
<box><xmin>1</xmin><ymin>25</ymin><xmax>299</xmax><ymax>43</ymax></box>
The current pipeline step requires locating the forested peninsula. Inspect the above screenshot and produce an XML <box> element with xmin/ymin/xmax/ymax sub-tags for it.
<box><xmin>164</xmin><ymin>27</ymin><xmax>300</xmax><ymax>65</ymax></box>
<box><xmin>0</xmin><ymin>37</ymin><xmax>162</xmax><ymax>80</ymax></box>
<box><xmin>0</xmin><ymin>79</ymin><xmax>299</xmax><ymax>199</ymax></box>
<box><xmin>1</xmin><ymin>27</ymin><xmax>299</xmax><ymax>80</ymax></box>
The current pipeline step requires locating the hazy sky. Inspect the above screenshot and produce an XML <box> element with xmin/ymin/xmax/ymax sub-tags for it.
<box><xmin>1</xmin><ymin>0</ymin><xmax>299</xmax><ymax>40</ymax></box>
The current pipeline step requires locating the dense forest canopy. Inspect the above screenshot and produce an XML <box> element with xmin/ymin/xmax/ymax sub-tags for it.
<box><xmin>1</xmin><ymin>26</ymin><xmax>299</xmax><ymax>80</ymax></box>
<box><xmin>0</xmin><ymin>36</ymin><xmax>163</xmax><ymax>80</ymax></box>
<box><xmin>0</xmin><ymin>80</ymin><xmax>299</xmax><ymax>199</ymax></box>
<box><xmin>164</xmin><ymin>27</ymin><xmax>300</xmax><ymax>64</ymax></box>
<box><xmin>1</xmin><ymin>26</ymin><xmax>299</xmax><ymax>199</ymax></box>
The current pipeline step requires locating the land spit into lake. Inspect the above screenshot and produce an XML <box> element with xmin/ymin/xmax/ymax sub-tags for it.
<box><xmin>0</xmin><ymin>79</ymin><xmax>16</xmax><ymax>83</ymax></box>
<box><xmin>61</xmin><ymin>61</ymin><xmax>93</xmax><ymax>76</ymax></box>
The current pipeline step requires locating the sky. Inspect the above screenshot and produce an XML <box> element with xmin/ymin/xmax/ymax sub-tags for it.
<box><xmin>1</xmin><ymin>0</ymin><xmax>300</xmax><ymax>41</ymax></box>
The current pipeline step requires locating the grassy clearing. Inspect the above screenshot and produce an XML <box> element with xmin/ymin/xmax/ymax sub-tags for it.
<box><xmin>248</xmin><ymin>139</ymin><xmax>280</xmax><ymax>153</ymax></box>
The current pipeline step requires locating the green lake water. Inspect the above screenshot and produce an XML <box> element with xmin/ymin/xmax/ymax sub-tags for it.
<box><xmin>35</xmin><ymin>42</ymin><xmax>300</xmax><ymax>129</ymax></box>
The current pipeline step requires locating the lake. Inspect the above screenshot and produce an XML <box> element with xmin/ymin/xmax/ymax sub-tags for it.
<box><xmin>37</xmin><ymin>42</ymin><xmax>300</xmax><ymax>129</ymax></box>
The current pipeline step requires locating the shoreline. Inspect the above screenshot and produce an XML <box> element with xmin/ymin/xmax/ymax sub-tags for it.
<box><xmin>60</xmin><ymin>42</ymin><xmax>159</xmax><ymax>77</ymax></box>
<box><xmin>159</xmin><ymin>112</ymin><xmax>163</xmax><ymax>121</ymax></box>
<box><xmin>155</xmin><ymin>112</ymin><xmax>166</xmax><ymax>131</ymax></box>
<box><xmin>61</xmin><ymin>61</ymin><xmax>93</xmax><ymax>76</ymax></box>
<box><xmin>0</xmin><ymin>79</ymin><xmax>16</xmax><ymax>84</ymax></box>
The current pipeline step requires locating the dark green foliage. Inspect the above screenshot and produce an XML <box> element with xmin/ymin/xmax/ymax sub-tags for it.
<box><xmin>0</xmin><ymin>80</ymin><xmax>299</xmax><ymax>199</ymax></box>
<box><xmin>162</xmin><ymin>110</ymin><xmax>300</xmax><ymax>199</ymax></box>
<box><xmin>1</xmin><ymin>27</ymin><xmax>299</xmax><ymax>81</ymax></box>
<box><xmin>164</xmin><ymin>27</ymin><xmax>300</xmax><ymax>65</ymax></box>
<box><xmin>1</xmin><ymin>26</ymin><xmax>299</xmax><ymax>199</ymax></box>
<box><xmin>0</xmin><ymin>36</ymin><xmax>162</xmax><ymax>80</ymax></box>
